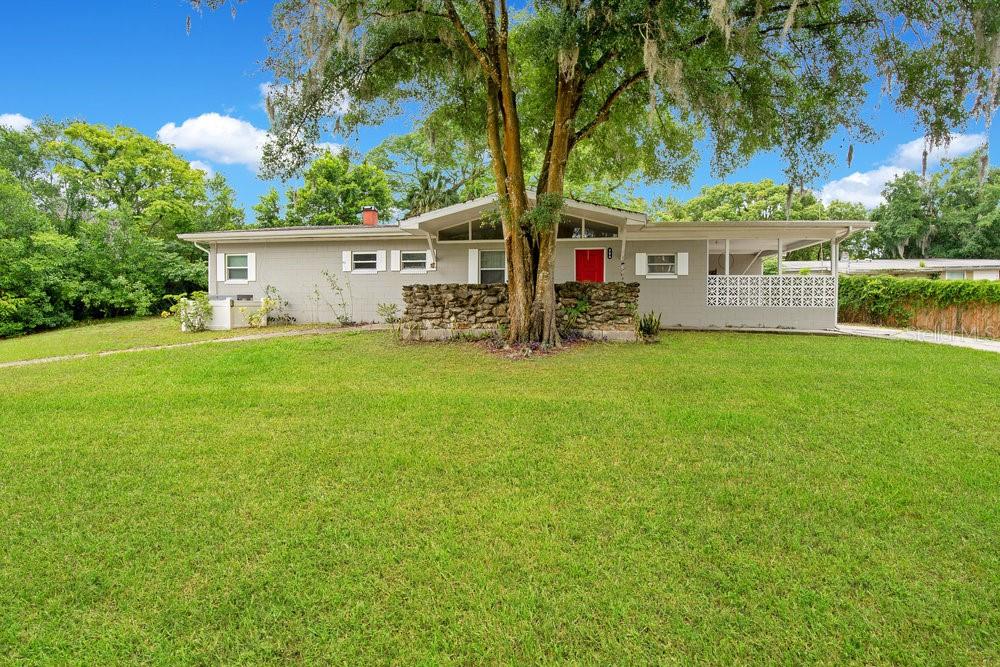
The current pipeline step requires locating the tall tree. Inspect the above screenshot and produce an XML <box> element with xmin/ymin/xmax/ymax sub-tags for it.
<box><xmin>870</xmin><ymin>172</ymin><xmax>935</xmax><ymax>258</ymax></box>
<box><xmin>288</xmin><ymin>150</ymin><xmax>394</xmax><ymax>225</ymax></box>
<box><xmin>200</xmin><ymin>0</ymin><xmax>998</xmax><ymax>344</ymax></box>
<box><xmin>252</xmin><ymin>187</ymin><xmax>284</xmax><ymax>227</ymax></box>
<box><xmin>869</xmin><ymin>150</ymin><xmax>1000</xmax><ymax>258</ymax></box>
<box><xmin>369</xmin><ymin>116</ymin><xmax>492</xmax><ymax>217</ymax></box>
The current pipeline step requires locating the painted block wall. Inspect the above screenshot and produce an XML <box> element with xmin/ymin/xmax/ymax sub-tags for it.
<box><xmin>210</xmin><ymin>238</ymin><xmax>837</xmax><ymax>329</ymax></box>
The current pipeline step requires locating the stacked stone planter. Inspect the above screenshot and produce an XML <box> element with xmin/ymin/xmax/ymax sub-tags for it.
<box><xmin>402</xmin><ymin>282</ymin><xmax>639</xmax><ymax>341</ymax></box>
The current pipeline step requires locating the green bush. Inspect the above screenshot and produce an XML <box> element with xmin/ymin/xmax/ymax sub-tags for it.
<box><xmin>839</xmin><ymin>275</ymin><xmax>1000</xmax><ymax>326</ymax></box>
<box><xmin>637</xmin><ymin>311</ymin><xmax>662</xmax><ymax>340</ymax></box>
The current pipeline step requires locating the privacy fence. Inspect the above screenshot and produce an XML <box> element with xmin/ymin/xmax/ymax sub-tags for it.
<box><xmin>839</xmin><ymin>275</ymin><xmax>1000</xmax><ymax>339</ymax></box>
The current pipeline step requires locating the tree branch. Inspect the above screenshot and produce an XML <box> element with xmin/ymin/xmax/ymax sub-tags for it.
<box><xmin>443</xmin><ymin>0</ymin><xmax>500</xmax><ymax>84</ymax></box>
<box><xmin>571</xmin><ymin>70</ymin><xmax>647</xmax><ymax>147</ymax></box>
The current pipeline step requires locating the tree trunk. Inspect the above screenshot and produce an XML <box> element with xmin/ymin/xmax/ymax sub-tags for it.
<box><xmin>480</xmin><ymin>25</ymin><xmax>580</xmax><ymax>347</ymax></box>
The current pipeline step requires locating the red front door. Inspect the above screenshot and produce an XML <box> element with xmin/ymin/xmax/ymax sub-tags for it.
<box><xmin>575</xmin><ymin>248</ymin><xmax>605</xmax><ymax>283</ymax></box>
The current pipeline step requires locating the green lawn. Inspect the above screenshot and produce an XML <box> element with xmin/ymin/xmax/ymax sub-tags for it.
<box><xmin>1</xmin><ymin>326</ymin><xmax>998</xmax><ymax>664</ymax></box>
<box><xmin>0</xmin><ymin>317</ymin><xmax>333</xmax><ymax>363</ymax></box>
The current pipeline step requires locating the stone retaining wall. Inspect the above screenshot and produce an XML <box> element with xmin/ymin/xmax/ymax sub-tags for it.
<box><xmin>402</xmin><ymin>282</ymin><xmax>639</xmax><ymax>341</ymax></box>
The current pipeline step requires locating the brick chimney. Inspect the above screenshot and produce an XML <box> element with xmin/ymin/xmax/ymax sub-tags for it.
<box><xmin>361</xmin><ymin>206</ymin><xmax>379</xmax><ymax>226</ymax></box>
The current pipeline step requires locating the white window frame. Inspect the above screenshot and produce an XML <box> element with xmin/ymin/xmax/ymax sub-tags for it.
<box><xmin>351</xmin><ymin>251</ymin><xmax>378</xmax><ymax>274</ymax></box>
<box><xmin>479</xmin><ymin>249</ymin><xmax>507</xmax><ymax>284</ymax></box>
<box><xmin>646</xmin><ymin>253</ymin><xmax>678</xmax><ymax>279</ymax></box>
<box><xmin>944</xmin><ymin>270</ymin><xmax>965</xmax><ymax>280</ymax></box>
<box><xmin>225</xmin><ymin>254</ymin><xmax>250</xmax><ymax>284</ymax></box>
<box><xmin>400</xmin><ymin>250</ymin><xmax>429</xmax><ymax>274</ymax></box>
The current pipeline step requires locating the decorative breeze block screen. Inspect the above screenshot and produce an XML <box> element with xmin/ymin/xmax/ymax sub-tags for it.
<box><xmin>706</xmin><ymin>275</ymin><xmax>836</xmax><ymax>308</ymax></box>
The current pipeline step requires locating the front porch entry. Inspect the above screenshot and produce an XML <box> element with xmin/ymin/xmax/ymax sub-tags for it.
<box><xmin>575</xmin><ymin>248</ymin><xmax>605</xmax><ymax>283</ymax></box>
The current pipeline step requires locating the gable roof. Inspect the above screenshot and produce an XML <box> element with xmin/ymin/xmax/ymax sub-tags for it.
<box><xmin>177</xmin><ymin>194</ymin><xmax>871</xmax><ymax>243</ymax></box>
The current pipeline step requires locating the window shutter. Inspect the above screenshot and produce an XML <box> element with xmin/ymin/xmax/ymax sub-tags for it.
<box><xmin>247</xmin><ymin>252</ymin><xmax>256</xmax><ymax>281</ymax></box>
<box><xmin>468</xmin><ymin>248</ymin><xmax>479</xmax><ymax>284</ymax></box>
<box><xmin>216</xmin><ymin>253</ymin><xmax>226</xmax><ymax>282</ymax></box>
<box><xmin>635</xmin><ymin>252</ymin><xmax>648</xmax><ymax>276</ymax></box>
<box><xmin>342</xmin><ymin>251</ymin><xmax>351</xmax><ymax>272</ymax></box>
<box><xmin>390</xmin><ymin>250</ymin><xmax>401</xmax><ymax>271</ymax></box>
<box><xmin>376</xmin><ymin>250</ymin><xmax>387</xmax><ymax>272</ymax></box>
<box><xmin>677</xmin><ymin>252</ymin><xmax>689</xmax><ymax>276</ymax></box>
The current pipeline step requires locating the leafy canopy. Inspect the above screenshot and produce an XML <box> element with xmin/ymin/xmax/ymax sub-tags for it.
<box><xmin>0</xmin><ymin>122</ymin><xmax>244</xmax><ymax>336</ymax></box>
<box><xmin>249</xmin><ymin>0</ymin><xmax>997</xmax><ymax>189</ymax></box>
<box><xmin>287</xmin><ymin>150</ymin><xmax>393</xmax><ymax>225</ymax></box>
<box><xmin>870</xmin><ymin>151</ymin><xmax>1000</xmax><ymax>259</ymax></box>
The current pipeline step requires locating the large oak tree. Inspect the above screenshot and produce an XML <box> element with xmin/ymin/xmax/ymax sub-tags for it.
<box><xmin>197</xmin><ymin>0</ymin><xmax>998</xmax><ymax>345</ymax></box>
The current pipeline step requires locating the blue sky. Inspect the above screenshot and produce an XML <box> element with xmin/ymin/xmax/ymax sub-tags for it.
<box><xmin>2</xmin><ymin>1</ymin><xmax>996</xmax><ymax>222</ymax></box>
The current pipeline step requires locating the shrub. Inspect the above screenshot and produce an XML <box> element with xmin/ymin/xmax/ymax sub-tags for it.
<box><xmin>168</xmin><ymin>292</ymin><xmax>213</xmax><ymax>332</ymax></box>
<box><xmin>558</xmin><ymin>297</ymin><xmax>589</xmax><ymax>336</ymax></box>
<box><xmin>240</xmin><ymin>297</ymin><xmax>279</xmax><ymax>328</ymax></box>
<box><xmin>637</xmin><ymin>311</ymin><xmax>661</xmax><ymax>340</ymax></box>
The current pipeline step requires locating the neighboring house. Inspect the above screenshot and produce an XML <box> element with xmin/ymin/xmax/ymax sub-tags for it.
<box><xmin>178</xmin><ymin>195</ymin><xmax>871</xmax><ymax>331</ymax></box>
<box><xmin>785</xmin><ymin>258</ymin><xmax>1000</xmax><ymax>281</ymax></box>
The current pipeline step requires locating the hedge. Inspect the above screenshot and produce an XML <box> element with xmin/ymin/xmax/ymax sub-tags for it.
<box><xmin>839</xmin><ymin>275</ymin><xmax>1000</xmax><ymax>326</ymax></box>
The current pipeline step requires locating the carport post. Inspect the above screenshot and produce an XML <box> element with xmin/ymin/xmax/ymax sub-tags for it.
<box><xmin>777</xmin><ymin>238</ymin><xmax>783</xmax><ymax>275</ymax></box>
<box><xmin>724</xmin><ymin>239</ymin><xmax>730</xmax><ymax>275</ymax></box>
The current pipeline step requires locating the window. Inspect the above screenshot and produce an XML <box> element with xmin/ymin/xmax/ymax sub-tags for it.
<box><xmin>583</xmin><ymin>220</ymin><xmax>618</xmax><ymax>238</ymax></box>
<box><xmin>471</xmin><ymin>218</ymin><xmax>503</xmax><ymax>240</ymax></box>
<box><xmin>480</xmin><ymin>250</ymin><xmax>506</xmax><ymax>284</ymax></box>
<box><xmin>557</xmin><ymin>216</ymin><xmax>583</xmax><ymax>238</ymax></box>
<box><xmin>647</xmin><ymin>254</ymin><xmax>677</xmax><ymax>275</ymax></box>
<box><xmin>352</xmin><ymin>252</ymin><xmax>377</xmax><ymax>271</ymax></box>
<box><xmin>557</xmin><ymin>216</ymin><xmax>618</xmax><ymax>239</ymax></box>
<box><xmin>439</xmin><ymin>222</ymin><xmax>470</xmax><ymax>241</ymax></box>
<box><xmin>401</xmin><ymin>250</ymin><xmax>428</xmax><ymax>271</ymax></box>
<box><xmin>226</xmin><ymin>254</ymin><xmax>249</xmax><ymax>281</ymax></box>
<box><xmin>944</xmin><ymin>270</ymin><xmax>965</xmax><ymax>280</ymax></box>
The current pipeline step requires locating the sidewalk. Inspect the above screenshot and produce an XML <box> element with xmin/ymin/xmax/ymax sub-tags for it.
<box><xmin>838</xmin><ymin>324</ymin><xmax>1000</xmax><ymax>354</ymax></box>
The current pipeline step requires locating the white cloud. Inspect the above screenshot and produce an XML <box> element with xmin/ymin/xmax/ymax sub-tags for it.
<box><xmin>0</xmin><ymin>113</ymin><xmax>32</xmax><ymax>131</ymax></box>
<box><xmin>889</xmin><ymin>133</ymin><xmax>986</xmax><ymax>170</ymax></box>
<box><xmin>819</xmin><ymin>132</ymin><xmax>986</xmax><ymax>207</ymax></box>
<box><xmin>158</xmin><ymin>110</ymin><xmax>343</xmax><ymax>172</ymax></box>
<box><xmin>819</xmin><ymin>165</ymin><xmax>910</xmax><ymax>209</ymax></box>
<box><xmin>157</xmin><ymin>113</ymin><xmax>267</xmax><ymax>170</ymax></box>
<box><xmin>189</xmin><ymin>160</ymin><xmax>215</xmax><ymax>177</ymax></box>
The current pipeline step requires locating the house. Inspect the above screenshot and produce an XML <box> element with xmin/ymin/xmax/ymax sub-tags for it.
<box><xmin>177</xmin><ymin>195</ymin><xmax>872</xmax><ymax>331</ymax></box>
<box><xmin>784</xmin><ymin>258</ymin><xmax>1000</xmax><ymax>281</ymax></box>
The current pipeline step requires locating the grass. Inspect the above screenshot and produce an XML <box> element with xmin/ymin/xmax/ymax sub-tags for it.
<box><xmin>1</xmin><ymin>323</ymin><xmax>998</xmax><ymax>664</ymax></box>
<box><xmin>0</xmin><ymin>317</ymin><xmax>334</xmax><ymax>363</ymax></box>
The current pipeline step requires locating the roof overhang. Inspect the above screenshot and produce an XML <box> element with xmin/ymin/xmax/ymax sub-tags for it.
<box><xmin>398</xmin><ymin>193</ymin><xmax>647</xmax><ymax>233</ymax></box>
<box><xmin>634</xmin><ymin>219</ymin><xmax>872</xmax><ymax>241</ymax></box>
<box><xmin>177</xmin><ymin>226</ymin><xmax>418</xmax><ymax>243</ymax></box>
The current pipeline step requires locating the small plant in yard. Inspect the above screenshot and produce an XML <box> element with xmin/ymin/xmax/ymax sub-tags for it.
<box><xmin>263</xmin><ymin>285</ymin><xmax>295</xmax><ymax>324</ymax></box>
<box><xmin>239</xmin><ymin>297</ymin><xmax>278</xmax><ymax>328</ymax></box>
<box><xmin>166</xmin><ymin>292</ymin><xmax>213</xmax><ymax>332</ymax></box>
<box><xmin>637</xmin><ymin>310</ymin><xmax>661</xmax><ymax>341</ymax></box>
<box><xmin>321</xmin><ymin>270</ymin><xmax>353</xmax><ymax>325</ymax></box>
<box><xmin>558</xmin><ymin>297</ymin><xmax>589</xmax><ymax>337</ymax></box>
<box><xmin>377</xmin><ymin>302</ymin><xmax>402</xmax><ymax>338</ymax></box>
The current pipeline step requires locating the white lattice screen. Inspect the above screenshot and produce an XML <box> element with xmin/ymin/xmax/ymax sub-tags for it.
<box><xmin>706</xmin><ymin>275</ymin><xmax>837</xmax><ymax>308</ymax></box>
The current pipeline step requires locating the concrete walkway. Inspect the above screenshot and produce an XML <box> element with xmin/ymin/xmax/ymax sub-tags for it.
<box><xmin>838</xmin><ymin>324</ymin><xmax>1000</xmax><ymax>354</ymax></box>
<box><xmin>0</xmin><ymin>325</ymin><xmax>387</xmax><ymax>370</ymax></box>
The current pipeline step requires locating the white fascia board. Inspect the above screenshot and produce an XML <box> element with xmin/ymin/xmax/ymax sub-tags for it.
<box><xmin>399</xmin><ymin>194</ymin><xmax>500</xmax><ymax>229</ymax></box>
<box><xmin>178</xmin><ymin>227</ymin><xmax>420</xmax><ymax>243</ymax></box>
<box><xmin>634</xmin><ymin>220</ymin><xmax>871</xmax><ymax>241</ymax></box>
<box><xmin>399</xmin><ymin>194</ymin><xmax>648</xmax><ymax>232</ymax></box>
